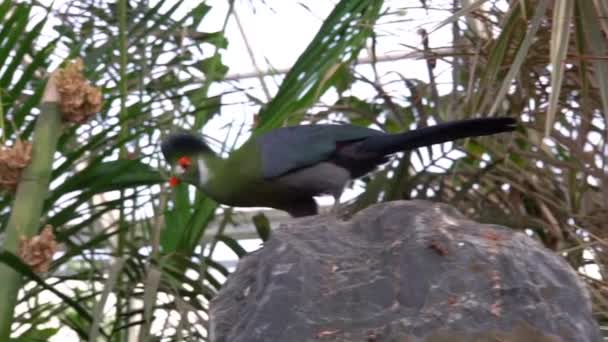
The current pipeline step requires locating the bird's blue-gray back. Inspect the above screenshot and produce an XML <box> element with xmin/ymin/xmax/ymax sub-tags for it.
<box><xmin>256</xmin><ymin>124</ymin><xmax>385</xmax><ymax>179</ymax></box>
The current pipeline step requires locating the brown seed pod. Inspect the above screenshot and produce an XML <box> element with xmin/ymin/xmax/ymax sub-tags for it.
<box><xmin>56</xmin><ymin>58</ymin><xmax>103</xmax><ymax>123</ymax></box>
<box><xmin>0</xmin><ymin>140</ymin><xmax>32</xmax><ymax>192</ymax></box>
<box><xmin>17</xmin><ymin>225</ymin><xmax>58</xmax><ymax>273</ymax></box>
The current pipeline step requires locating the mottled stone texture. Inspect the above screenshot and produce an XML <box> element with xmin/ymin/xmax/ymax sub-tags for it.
<box><xmin>210</xmin><ymin>200</ymin><xmax>600</xmax><ymax>342</ymax></box>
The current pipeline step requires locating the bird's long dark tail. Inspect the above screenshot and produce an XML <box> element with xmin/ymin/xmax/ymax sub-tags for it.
<box><xmin>359</xmin><ymin>117</ymin><xmax>517</xmax><ymax>156</ymax></box>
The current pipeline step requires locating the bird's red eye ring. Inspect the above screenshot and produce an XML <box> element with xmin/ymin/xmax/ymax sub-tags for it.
<box><xmin>178</xmin><ymin>156</ymin><xmax>192</xmax><ymax>168</ymax></box>
<box><xmin>169</xmin><ymin>176</ymin><xmax>181</xmax><ymax>187</ymax></box>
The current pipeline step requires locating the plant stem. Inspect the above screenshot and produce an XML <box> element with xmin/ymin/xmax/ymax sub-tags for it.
<box><xmin>0</xmin><ymin>96</ymin><xmax>5</xmax><ymax>143</ymax></box>
<box><xmin>115</xmin><ymin>0</ymin><xmax>129</xmax><ymax>341</ymax></box>
<box><xmin>0</xmin><ymin>77</ymin><xmax>62</xmax><ymax>340</ymax></box>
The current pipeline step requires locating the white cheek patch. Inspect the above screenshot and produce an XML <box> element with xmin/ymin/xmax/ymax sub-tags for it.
<box><xmin>175</xmin><ymin>165</ymin><xmax>186</xmax><ymax>175</ymax></box>
<box><xmin>198</xmin><ymin>159</ymin><xmax>211</xmax><ymax>185</ymax></box>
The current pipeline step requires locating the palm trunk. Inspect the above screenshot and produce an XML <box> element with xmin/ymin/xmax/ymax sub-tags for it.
<box><xmin>0</xmin><ymin>77</ymin><xmax>62</xmax><ymax>339</ymax></box>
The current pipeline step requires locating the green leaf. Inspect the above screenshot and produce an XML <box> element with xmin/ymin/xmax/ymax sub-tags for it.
<box><xmin>130</xmin><ymin>0</ymin><xmax>185</xmax><ymax>42</ymax></box>
<box><xmin>200</xmin><ymin>55</ymin><xmax>229</xmax><ymax>81</ymax></box>
<box><xmin>332</xmin><ymin>63</ymin><xmax>354</xmax><ymax>93</ymax></box>
<box><xmin>0</xmin><ymin>4</ymin><xmax>29</xmax><ymax>65</ymax></box>
<box><xmin>191</xmin><ymin>2</ymin><xmax>211</xmax><ymax>27</ymax></box>
<box><xmin>255</xmin><ymin>0</ymin><xmax>384</xmax><ymax>132</ymax></box>
<box><xmin>51</xmin><ymin>159</ymin><xmax>163</xmax><ymax>198</ymax></box>
<box><xmin>161</xmin><ymin>184</ymin><xmax>190</xmax><ymax>253</ymax></box>
<box><xmin>7</xmin><ymin>40</ymin><xmax>56</xmax><ymax>106</ymax></box>
<box><xmin>252</xmin><ymin>213</ymin><xmax>271</xmax><ymax>242</ymax></box>
<box><xmin>203</xmin><ymin>258</ymin><xmax>230</xmax><ymax>277</ymax></box>
<box><xmin>337</xmin><ymin>96</ymin><xmax>380</xmax><ymax>117</ymax></box>
<box><xmin>216</xmin><ymin>235</ymin><xmax>247</xmax><ymax>258</ymax></box>
<box><xmin>464</xmin><ymin>140</ymin><xmax>486</xmax><ymax>158</ymax></box>
<box><xmin>10</xmin><ymin>79</ymin><xmax>45</xmax><ymax>136</ymax></box>
<box><xmin>186</xmin><ymin>91</ymin><xmax>222</xmax><ymax>125</ymax></box>
<box><xmin>0</xmin><ymin>0</ymin><xmax>13</xmax><ymax>24</ymax></box>
<box><xmin>0</xmin><ymin>251</ymin><xmax>92</xmax><ymax>323</ymax></box>
<box><xmin>577</xmin><ymin>1</ymin><xmax>608</xmax><ymax>128</ymax></box>
<box><xmin>11</xmin><ymin>327</ymin><xmax>58</xmax><ymax>342</ymax></box>
<box><xmin>127</xmin><ymin>0</ymin><xmax>168</xmax><ymax>36</ymax></box>
<box><xmin>473</xmin><ymin>3</ymin><xmax>524</xmax><ymax>112</ymax></box>
<box><xmin>489</xmin><ymin>0</ymin><xmax>550</xmax><ymax>116</ymax></box>
<box><xmin>181</xmin><ymin>197</ymin><xmax>216</xmax><ymax>250</ymax></box>
<box><xmin>191</xmin><ymin>31</ymin><xmax>228</xmax><ymax>49</ymax></box>
<box><xmin>0</xmin><ymin>17</ymin><xmax>46</xmax><ymax>89</ymax></box>
<box><xmin>545</xmin><ymin>0</ymin><xmax>573</xmax><ymax>135</ymax></box>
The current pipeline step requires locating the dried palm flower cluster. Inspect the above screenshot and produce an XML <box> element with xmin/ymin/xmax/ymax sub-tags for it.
<box><xmin>56</xmin><ymin>58</ymin><xmax>103</xmax><ymax>123</ymax></box>
<box><xmin>0</xmin><ymin>140</ymin><xmax>32</xmax><ymax>192</ymax></box>
<box><xmin>17</xmin><ymin>225</ymin><xmax>58</xmax><ymax>273</ymax></box>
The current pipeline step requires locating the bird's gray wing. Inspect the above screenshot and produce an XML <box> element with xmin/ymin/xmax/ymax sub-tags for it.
<box><xmin>255</xmin><ymin>124</ymin><xmax>384</xmax><ymax>179</ymax></box>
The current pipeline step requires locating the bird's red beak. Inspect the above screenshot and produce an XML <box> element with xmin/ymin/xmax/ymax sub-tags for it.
<box><xmin>169</xmin><ymin>176</ymin><xmax>181</xmax><ymax>187</ymax></box>
<box><xmin>178</xmin><ymin>156</ymin><xmax>192</xmax><ymax>169</ymax></box>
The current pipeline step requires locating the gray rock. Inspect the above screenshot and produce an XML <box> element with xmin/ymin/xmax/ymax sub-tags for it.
<box><xmin>210</xmin><ymin>200</ymin><xmax>600</xmax><ymax>342</ymax></box>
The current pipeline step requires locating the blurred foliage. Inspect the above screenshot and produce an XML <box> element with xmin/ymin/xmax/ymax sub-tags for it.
<box><xmin>0</xmin><ymin>0</ymin><xmax>605</xmax><ymax>340</ymax></box>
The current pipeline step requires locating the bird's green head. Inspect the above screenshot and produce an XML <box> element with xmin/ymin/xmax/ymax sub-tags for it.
<box><xmin>161</xmin><ymin>133</ymin><xmax>217</xmax><ymax>186</ymax></box>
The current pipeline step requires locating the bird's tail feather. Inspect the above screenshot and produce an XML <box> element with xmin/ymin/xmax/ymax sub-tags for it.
<box><xmin>359</xmin><ymin>117</ymin><xmax>517</xmax><ymax>156</ymax></box>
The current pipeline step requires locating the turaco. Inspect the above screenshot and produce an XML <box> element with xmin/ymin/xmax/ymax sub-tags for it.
<box><xmin>161</xmin><ymin>117</ymin><xmax>516</xmax><ymax>217</ymax></box>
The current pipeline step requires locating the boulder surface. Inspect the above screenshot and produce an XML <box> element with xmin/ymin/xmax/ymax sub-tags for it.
<box><xmin>210</xmin><ymin>200</ymin><xmax>600</xmax><ymax>342</ymax></box>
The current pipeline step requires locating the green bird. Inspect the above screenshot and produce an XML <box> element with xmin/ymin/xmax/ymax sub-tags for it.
<box><xmin>161</xmin><ymin>117</ymin><xmax>516</xmax><ymax>217</ymax></box>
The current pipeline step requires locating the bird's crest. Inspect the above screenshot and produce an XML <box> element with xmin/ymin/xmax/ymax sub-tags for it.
<box><xmin>161</xmin><ymin>133</ymin><xmax>213</xmax><ymax>163</ymax></box>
